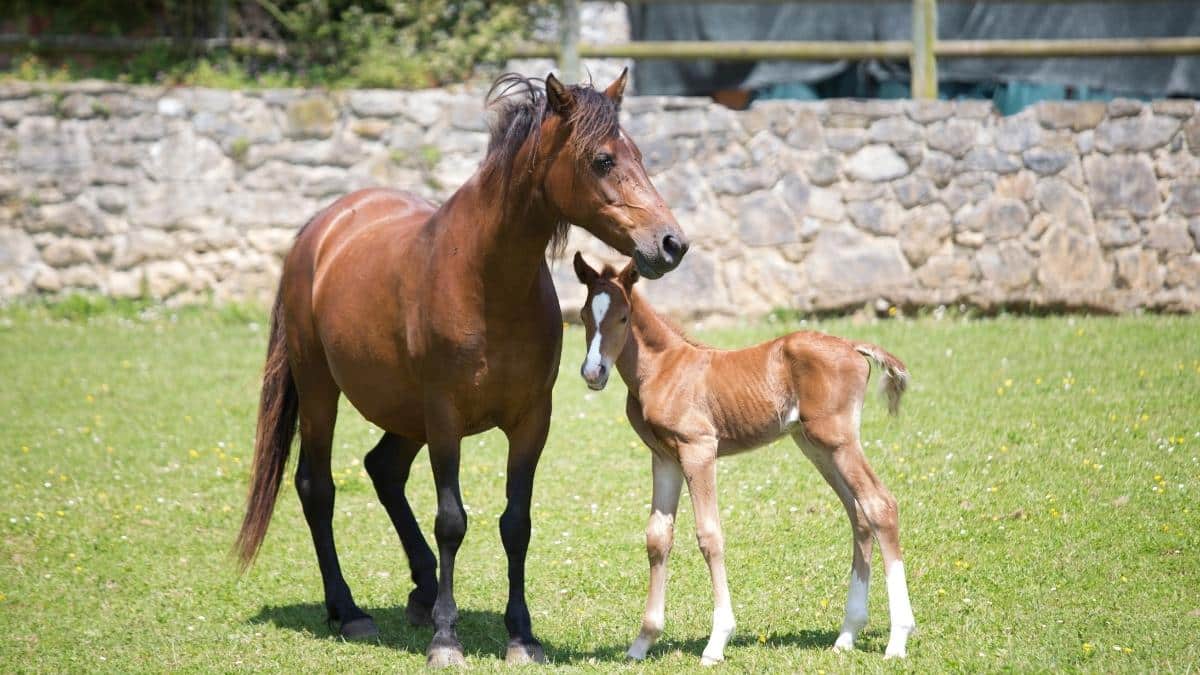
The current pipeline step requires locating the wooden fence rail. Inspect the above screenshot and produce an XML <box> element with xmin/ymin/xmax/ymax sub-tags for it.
<box><xmin>522</xmin><ymin>0</ymin><xmax>1200</xmax><ymax>99</ymax></box>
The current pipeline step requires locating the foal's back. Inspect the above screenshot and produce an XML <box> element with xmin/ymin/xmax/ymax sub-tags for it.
<box><xmin>693</xmin><ymin>331</ymin><xmax>871</xmax><ymax>455</ymax></box>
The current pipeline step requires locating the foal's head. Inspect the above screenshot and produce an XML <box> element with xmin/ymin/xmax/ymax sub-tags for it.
<box><xmin>486</xmin><ymin>71</ymin><xmax>688</xmax><ymax>278</ymax></box>
<box><xmin>573</xmin><ymin>252</ymin><xmax>638</xmax><ymax>390</ymax></box>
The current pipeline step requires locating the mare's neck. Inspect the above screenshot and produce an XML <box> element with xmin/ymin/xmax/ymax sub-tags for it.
<box><xmin>616</xmin><ymin>290</ymin><xmax>692</xmax><ymax>398</ymax></box>
<box><xmin>436</xmin><ymin>168</ymin><xmax>559</xmax><ymax>297</ymax></box>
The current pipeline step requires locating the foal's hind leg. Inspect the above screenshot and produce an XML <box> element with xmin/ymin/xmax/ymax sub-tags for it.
<box><xmin>364</xmin><ymin>433</ymin><xmax>438</xmax><ymax>626</ymax></box>
<box><xmin>795</xmin><ymin>434</ymin><xmax>874</xmax><ymax>652</ymax></box>
<box><xmin>294</xmin><ymin>381</ymin><xmax>376</xmax><ymax>639</ymax></box>
<box><xmin>807</xmin><ymin>420</ymin><xmax>916</xmax><ymax>658</ymax></box>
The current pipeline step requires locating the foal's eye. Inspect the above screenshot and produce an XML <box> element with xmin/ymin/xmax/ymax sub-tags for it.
<box><xmin>592</xmin><ymin>153</ymin><xmax>615</xmax><ymax>175</ymax></box>
<box><xmin>620</xmin><ymin>316</ymin><xmax>628</xmax><ymax>324</ymax></box>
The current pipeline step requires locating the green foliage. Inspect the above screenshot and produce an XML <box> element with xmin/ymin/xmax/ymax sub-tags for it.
<box><xmin>0</xmin><ymin>0</ymin><xmax>553</xmax><ymax>89</ymax></box>
<box><xmin>1</xmin><ymin>307</ymin><xmax>1198</xmax><ymax>671</ymax></box>
<box><xmin>229</xmin><ymin>136</ymin><xmax>251</xmax><ymax>164</ymax></box>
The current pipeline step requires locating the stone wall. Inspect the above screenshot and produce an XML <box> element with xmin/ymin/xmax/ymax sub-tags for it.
<box><xmin>2</xmin><ymin>81</ymin><xmax>1198</xmax><ymax>316</ymax></box>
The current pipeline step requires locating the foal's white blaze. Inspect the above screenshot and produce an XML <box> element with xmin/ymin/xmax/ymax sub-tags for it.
<box><xmin>834</xmin><ymin>569</ymin><xmax>870</xmax><ymax>651</ymax></box>
<box><xmin>884</xmin><ymin>560</ymin><xmax>916</xmax><ymax>658</ymax></box>
<box><xmin>583</xmin><ymin>292</ymin><xmax>611</xmax><ymax>378</ymax></box>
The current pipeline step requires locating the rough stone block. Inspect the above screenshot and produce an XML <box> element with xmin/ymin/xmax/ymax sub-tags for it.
<box><xmin>977</xmin><ymin>241</ymin><xmax>1035</xmax><ymax>290</ymax></box>
<box><xmin>1022</xmin><ymin>145</ymin><xmax>1074</xmax><ymax>176</ymax></box>
<box><xmin>926</xmin><ymin>120</ymin><xmax>977</xmax><ymax>158</ymax></box>
<box><xmin>800</xmin><ymin>225</ymin><xmax>913</xmax><ymax>308</ymax></box>
<box><xmin>41</xmin><ymin>237</ymin><xmax>97</xmax><ymax>268</ymax></box>
<box><xmin>1114</xmin><ymin>247</ymin><xmax>1165</xmax><ymax>293</ymax></box>
<box><xmin>892</xmin><ymin>175</ymin><xmax>936</xmax><ymax>208</ymax></box>
<box><xmin>1145</xmin><ymin>218</ymin><xmax>1195</xmax><ymax>256</ymax></box>
<box><xmin>1035</xmin><ymin>101</ymin><xmax>1106</xmax><ymax>131</ymax></box>
<box><xmin>846</xmin><ymin>144</ymin><xmax>909</xmax><ymax>182</ymax></box>
<box><xmin>1094</xmin><ymin>115</ymin><xmax>1181</xmax><ymax>153</ymax></box>
<box><xmin>1036</xmin><ymin>226</ymin><xmax>1111</xmax><ymax>293</ymax></box>
<box><xmin>1169</xmin><ymin>180</ymin><xmax>1200</xmax><ymax>216</ymax></box>
<box><xmin>1083</xmin><ymin>154</ymin><xmax>1161</xmax><ymax>218</ymax></box>
<box><xmin>898</xmin><ymin>203</ymin><xmax>952</xmax><ymax>266</ymax></box>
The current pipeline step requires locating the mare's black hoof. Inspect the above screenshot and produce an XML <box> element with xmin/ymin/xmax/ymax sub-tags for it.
<box><xmin>427</xmin><ymin>635</ymin><xmax>466</xmax><ymax>668</ymax></box>
<box><xmin>340</xmin><ymin>616</ymin><xmax>380</xmax><ymax>640</ymax></box>
<box><xmin>506</xmin><ymin>638</ymin><xmax>546</xmax><ymax>664</ymax></box>
<box><xmin>406</xmin><ymin>597</ymin><xmax>434</xmax><ymax>627</ymax></box>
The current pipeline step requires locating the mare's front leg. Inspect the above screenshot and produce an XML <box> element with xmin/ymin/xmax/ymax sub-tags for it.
<box><xmin>627</xmin><ymin>453</ymin><xmax>683</xmax><ymax>661</ymax></box>
<box><xmin>498</xmin><ymin>398</ymin><xmax>551</xmax><ymax>664</ymax></box>
<box><xmin>681</xmin><ymin>449</ymin><xmax>735</xmax><ymax>666</ymax></box>
<box><xmin>425</xmin><ymin>403</ymin><xmax>468</xmax><ymax>667</ymax></box>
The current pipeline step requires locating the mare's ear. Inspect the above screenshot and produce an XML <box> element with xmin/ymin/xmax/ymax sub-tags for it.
<box><xmin>573</xmin><ymin>251</ymin><xmax>598</xmax><ymax>285</ymax></box>
<box><xmin>604</xmin><ymin>67</ymin><xmax>629</xmax><ymax>107</ymax></box>
<box><xmin>618</xmin><ymin>260</ymin><xmax>639</xmax><ymax>289</ymax></box>
<box><xmin>546</xmin><ymin>73</ymin><xmax>575</xmax><ymax>117</ymax></box>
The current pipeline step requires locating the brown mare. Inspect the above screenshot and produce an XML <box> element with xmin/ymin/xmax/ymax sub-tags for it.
<box><xmin>234</xmin><ymin>72</ymin><xmax>688</xmax><ymax>667</ymax></box>
<box><xmin>573</xmin><ymin>254</ymin><xmax>916</xmax><ymax>665</ymax></box>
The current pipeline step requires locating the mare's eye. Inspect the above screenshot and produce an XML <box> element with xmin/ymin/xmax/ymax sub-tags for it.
<box><xmin>621</xmin><ymin>316</ymin><xmax>628</xmax><ymax>324</ymax></box>
<box><xmin>592</xmin><ymin>153</ymin><xmax>615</xmax><ymax>175</ymax></box>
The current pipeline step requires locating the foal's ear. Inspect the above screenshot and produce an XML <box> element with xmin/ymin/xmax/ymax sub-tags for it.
<box><xmin>618</xmin><ymin>260</ymin><xmax>639</xmax><ymax>289</ymax></box>
<box><xmin>573</xmin><ymin>251</ymin><xmax>598</xmax><ymax>285</ymax></box>
<box><xmin>604</xmin><ymin>67</ymin><xmax>629</xmax><ymax>107</ymax></box>
<box><xmin>546</xmin><ymin>73</ymin><xmax>575</xmax><ymax>117</ymax></box>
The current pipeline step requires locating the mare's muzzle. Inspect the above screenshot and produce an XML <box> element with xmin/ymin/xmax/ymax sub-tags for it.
<box><xmin>633</xmin><ymin>230</ymin><xmax>690</xmax><ymax>279</ymax></box>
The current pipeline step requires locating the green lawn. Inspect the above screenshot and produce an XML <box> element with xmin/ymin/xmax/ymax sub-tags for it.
<box><xmin>1</xmin><ymin>302</ymin><xmax>1197</xmax><ymax>673</ymax></box>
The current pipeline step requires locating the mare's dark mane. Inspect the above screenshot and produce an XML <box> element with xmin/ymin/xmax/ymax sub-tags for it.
<box><xmin>482</xmin><ymin>74</ymin><xmax>621</xmax><ymax>254</ymax></box>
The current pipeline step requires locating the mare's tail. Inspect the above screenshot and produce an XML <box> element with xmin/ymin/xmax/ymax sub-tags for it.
<box><xmin>234</xmin><ymin>287</ymin><xmax>299</xmax><ymax>570</ymax></box>
<box><xmin>853</xmin><ymin>342</ymin><xmax>909</xmax><ymax>416</ymax></box>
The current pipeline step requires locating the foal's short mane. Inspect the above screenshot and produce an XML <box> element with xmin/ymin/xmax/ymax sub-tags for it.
<box><xmin>484</xmin><ymin>73</ymin><xmax>621</xmax><ymax>254</ymax></box>
<box><xmin>599</xmin><ymin>265</ymin><xmax>705</xmax><ymax>349</ymax></box>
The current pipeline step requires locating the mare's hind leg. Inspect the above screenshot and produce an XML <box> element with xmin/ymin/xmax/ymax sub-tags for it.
<box><xmin>294</xmin><ymin>379</ymin><xmax>377</xmax><ymax>639</ymax></box>
<box><xmin>364</xmin><ymin>433</ymin><xmax>438</xmax><ymax>626</ymax></box>
<box><xmin>805</xmin><ymin>419</ymin><xmax>916</xmax><ymax>658</ymax></box>
<box><xmin>794</xmin><ymin>433</ymin><xmax>874</xmax><ymax>652</ymax></box>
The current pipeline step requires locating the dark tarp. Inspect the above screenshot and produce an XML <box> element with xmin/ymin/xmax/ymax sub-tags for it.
<box><xmin>628</xmin><ymin>1</ymin><xmax>1200</xmax><ymax>98</ymax></box>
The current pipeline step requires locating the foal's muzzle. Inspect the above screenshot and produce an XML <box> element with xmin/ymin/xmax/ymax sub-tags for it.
<box><xmin>581</xmin><ymin>361</ymin><xmax>609</xmax><ymax>390</ymax></box>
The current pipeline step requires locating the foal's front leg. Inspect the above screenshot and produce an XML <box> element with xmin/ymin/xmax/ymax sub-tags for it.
<box><xmin>682</xmin><ymin>451</ymin><xmax>735</xmax><ymax>666</ymax></box>
<box><xmin>627</xmin><ymin>453</ymin><xmax>683</xmax><ymax>661</ymax></box>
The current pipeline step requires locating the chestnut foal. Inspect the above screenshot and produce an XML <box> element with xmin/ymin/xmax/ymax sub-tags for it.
<box><xmin>573</xmin><ymin>253</ymin><xmax>916</xmax><ymax>664</ymax></box>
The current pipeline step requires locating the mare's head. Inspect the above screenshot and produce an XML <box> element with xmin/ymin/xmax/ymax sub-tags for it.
<box><xmin>573</xmin><ymin>251</ymin><xmax>638</xmax><ymax>390</ymax></box>
<box><xmin>485</xmin><ymin>71</ymin><xmax>688</xmax><ymax>278</ymax></box>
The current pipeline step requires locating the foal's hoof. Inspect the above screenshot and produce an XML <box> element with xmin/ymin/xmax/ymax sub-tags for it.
<box><xmin>405</xmin><ymin>597</ymin><xmax>434</xmax><ymax>627</ymax></box>
<box><xmin>700</xmin><ymin>655</ymin><xmax>724</xmax><ymax>667</ymax></box>
<box><xmin>505</xmin><ymin>638</ymin><xmax>546</xmax><ymax>665</ymax></box>
<box><xmin>340</xmin><ymin>617</ymin><xmax>380</xmax><ymax>641</ymax></box>
<box><xmin>427</xmin><ymin>636</ymin><xmax>466</xmax><ymax>668</ymax></box>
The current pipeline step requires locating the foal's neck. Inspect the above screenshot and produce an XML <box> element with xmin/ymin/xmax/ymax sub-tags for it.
<box><xmin>617</xmin><ymin>290</ymin><xmax>694</xmax><ymax>397</ymax></box>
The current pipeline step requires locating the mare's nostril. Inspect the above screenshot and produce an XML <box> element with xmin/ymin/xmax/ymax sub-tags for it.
<box><xmin>662</xmin><ymin>234</ymin><xmax>685</xmax><ymax>264</ymax></box>
<box><xmin>597</xmin><ymin>363</ymin><xmax>608</xmax><ymax>379</ymax></box>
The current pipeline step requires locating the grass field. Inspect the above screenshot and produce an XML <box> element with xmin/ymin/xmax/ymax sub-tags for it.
<box><xmin>1</xmin><ymin>300</ymin><xmax>1197</xmax><ymax>673</ymax></box>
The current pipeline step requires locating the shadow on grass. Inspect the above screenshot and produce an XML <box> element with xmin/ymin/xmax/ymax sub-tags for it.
<box><xmin>250</xmin><ymin>603</ymin><xmax>848</xmax><ymax>664</ymax></box>
<box><xmin>250</xmin><ymin>603</ymin><xmax>531</xmax><ymax>661</ymax></box>
<box><xmin>555</xmin><ymin>628</ymin><xmax>845</xmax><ymax>664</ymax></box>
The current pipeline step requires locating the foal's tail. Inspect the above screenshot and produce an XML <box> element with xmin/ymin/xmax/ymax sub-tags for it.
<box><xmin>853</xmin><ymin>342</ymin><xmax>909</xmax><ymax>416</ymax></box>
<box><xmin>234</xmin><ymin>289</ymin><xmax>299</xmax><ymax>571</ymax></box>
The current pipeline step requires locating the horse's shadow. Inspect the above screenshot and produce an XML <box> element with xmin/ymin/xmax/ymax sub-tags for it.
<box><xmin>250</xmin><ymin>603</ymin><xmax>846</xmax><ymax>664</ymax></box>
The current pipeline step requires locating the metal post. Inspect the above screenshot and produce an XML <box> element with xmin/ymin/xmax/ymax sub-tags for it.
<box><xmin>911</xmin><ymin>0</ymin><xmax>938</xmax><ymax>99</ymax></box>
<box><xmin>560</xmin><ymin>0</ymin><xmax>581</xmax><ymax>82</ymax></box>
